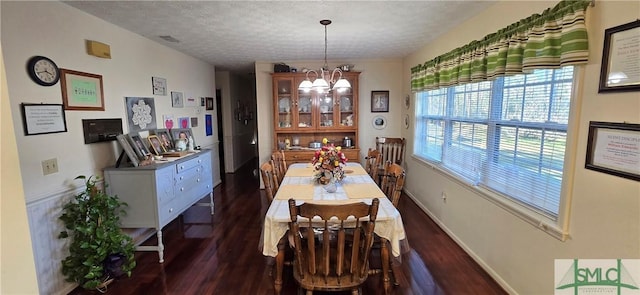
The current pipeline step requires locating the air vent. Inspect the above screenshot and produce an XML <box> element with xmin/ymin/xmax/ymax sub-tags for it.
<box><xmin>158</xmin><ymin>35</ymin><xmax>180</xmax><ymax>43</ymax></box>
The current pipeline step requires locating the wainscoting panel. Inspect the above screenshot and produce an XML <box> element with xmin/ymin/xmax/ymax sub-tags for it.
<box><xmin>27</xmin><ymin>189</ymin><xmax>79</xmax><ymax>295</ymax></box>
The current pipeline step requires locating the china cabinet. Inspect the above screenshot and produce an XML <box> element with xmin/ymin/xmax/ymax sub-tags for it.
<box><xmin>272</xmin><ymin>71</ymin><xmax>360</xmax><ymax>164</ymax></box>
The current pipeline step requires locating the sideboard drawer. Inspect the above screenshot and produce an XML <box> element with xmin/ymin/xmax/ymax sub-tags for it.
<box><xmin>176</xmin><ymin>155</ymin><xmax>204</xmax><ymax>174</ymax></box>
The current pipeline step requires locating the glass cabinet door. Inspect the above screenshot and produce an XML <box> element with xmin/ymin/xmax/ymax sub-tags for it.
<box><xmin>318</xmin><ymin>91</ymin><xmax>335</xmax><ymax>128</ymax></box>
<box><xmin>297</xmin><ymin>90</ymin><xmax>313</xmax><ymax>129</ymax></box>
<box><xmin>276</xmin><ymin>79</ymin><xmax>294</xmax><ymax>129</ymax></box>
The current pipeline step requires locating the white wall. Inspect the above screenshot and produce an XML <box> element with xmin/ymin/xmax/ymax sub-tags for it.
<box><xmin>2</xmin><ymin>1</ymin><xmax>218</xmax><ymax>203</ymax></box>
<box><xmin>1</xmin><ymin>2</ymin><xmax>219</xmax><ymax>293</ymax></box>
<box><xmin>255</xmin><ymin>59</ymin><xmax>404</xmax><ymax>188</ymax></box>
<box><xmin>0</xmin><ymin>45</ymin><xmax>40</xmax><ymax>295</ymax></box>
<box><xmin>402</xmin><ymin>1</ymin><xmax>640</xmax><ymax>294</ymax></box>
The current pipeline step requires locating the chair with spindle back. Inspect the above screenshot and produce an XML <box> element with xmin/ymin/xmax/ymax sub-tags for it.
<box><xmin>260</xmin><ymin>161</ymin><xmax>279</xmax><ymax>204</ymax></box>
<box><xmin>379</xmin><ymin>162</ymin><xmax>406</xmax><ymax>208</ymax></box>
<box><xmin>287</xmin><ymin>198</ymin><xmax>380</xmax><ymax>295</ymax></box>
<box><xmin>375</xmin><ymin>137</ymin><xmax>406</xmax><ymax>168</ymax></box>
<box><xmin>271</xmin><ymin>150</ymin><xmax>288</xmax><ymax>185</ymax></box>
<box><xmin>369</xmin><ymin>161</ymin><xmax>405</xmax><ymax>287</ymax></box>
<box><xmin>364</xmin><ymin>148</ymin><xmax>382</xmax><ymax>185</ymax></box>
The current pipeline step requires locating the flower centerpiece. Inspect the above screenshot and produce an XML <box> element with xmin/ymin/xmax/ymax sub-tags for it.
<box><xmin>312</xmin><ymin>138</ymin><xmax>348</xmax><ymax>185</ymax></box>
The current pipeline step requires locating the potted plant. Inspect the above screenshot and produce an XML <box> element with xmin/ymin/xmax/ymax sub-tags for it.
<box><xmin>58</xmin><ymin>175</ymin><xmax>136</xmax><ymax>290</ymax></box>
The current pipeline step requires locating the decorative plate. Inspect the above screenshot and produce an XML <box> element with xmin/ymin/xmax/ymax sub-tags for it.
<box><xmin>372</xmin><ymin>115</ymin><xmax>386</xmax><ymax>130</ymax></box>
<box><xmin>404</xmin><ymin>114</ymin><xmax>410</xmax><ymax>129</ymax></box>
<box><xmin>404</xmin><ymin>94</ymin><xmax>410</xmax><ymax>109</ymax></box>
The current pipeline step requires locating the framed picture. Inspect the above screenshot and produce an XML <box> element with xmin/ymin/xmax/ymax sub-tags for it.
<box><xmin>60</xmin><ymin>69</ymin><xmax>105</xmax><ymax>111</ymax></box>
<box><xmin>147</xmin><ymin>135</ymin><xmax>165</xmax><ymax>155</ymax></box>
<box><xmin>128</xmin><ymin>133</ymin><xmax>150</xmax><ymax>159</ymax></box>
<box><xmin>585</xmin><ymin>121</ymin><xmax>640</xmax><ymax>181</ymax></box>
<box><xmin>153</xmin><ymin>129</ymin><xmax>174</xmax><ymax>152</ymax></box>
<box><xmin>206</xmin><ymin>97</ymin><xmax>214</xmax><ymax>110</ymax></box>
<box><xmin>170</xmin><ymin>128</ymin><xmax>195</xmax><ymax>147</ymax></box>
<box><xmin>116</xmin><ymin>134</ymin><xmax>139</xmax><ymax>167</ymax></box>
<box><xmin>372</xmin><ymin>115</ymin><xmax>387</xmax><ymax>130</ymax></box>
<box><xmin>171</xmin><ymin>91</ymin><xmax>184</xmax><ymax>108</ymax></box>
<box><xmin>125</xmin><ymin>97</ymin><xmax>157</xmax><ymax>132</ymax></box>
<box><xmin>152</xmin><ymin>77</ymin><xmax>167</xmax><ymax>96</ymax></box>
<box><xmin>20</xmin><ymin>103</ymin><xmax>67</xmax><ymax>135</ymax></box>
<box><xmin>598</xmin><ymin>20</ymin><xmax>640</xmax><ymax>93</ymax></box>
<box><xmin>371</xmin><ymin>90</ymin><xmax>389</xmax><ymax>112</ymax></box>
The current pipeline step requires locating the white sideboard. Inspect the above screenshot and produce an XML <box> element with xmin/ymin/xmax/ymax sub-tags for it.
<box><xmin>104</xmin><ymin>149</ymin><xmax>214</xmax><ymax>263</ymax></box>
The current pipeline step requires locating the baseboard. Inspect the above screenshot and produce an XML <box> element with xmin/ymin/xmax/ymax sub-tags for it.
<box><xmin>403</xmin><ymin>189</ymin><xmax>517</xmax><ymax>294</ymax></box>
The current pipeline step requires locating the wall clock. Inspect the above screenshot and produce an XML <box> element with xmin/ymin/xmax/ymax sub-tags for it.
<box><xmin>27</xmin><ymin>56</ymin><xmax>60</xmax><ymax>86</ymax></box>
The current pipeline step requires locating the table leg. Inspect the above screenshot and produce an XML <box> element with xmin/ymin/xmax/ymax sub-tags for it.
<box><xmin>274</xmin><ymin>238</ymin><xmax>286</xmax><ymax>295</ymax></box>
<box><xmin>380</xmin><ymin>237</ymin><xmax>391</xmax><ymax>295</ymax></box>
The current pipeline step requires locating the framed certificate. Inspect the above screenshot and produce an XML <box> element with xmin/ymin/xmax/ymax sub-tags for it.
<box><xmin>598</xmin><ymin>20</ymin><xmax>640</xmax><ymax>93</ymax></box>
<box><xmin>585</xmin><ymin>121</ymin><xmax>640</xmax><ymax>181</ymax></box>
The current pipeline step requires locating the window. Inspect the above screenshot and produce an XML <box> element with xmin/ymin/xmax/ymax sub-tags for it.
<box><xmin>414</xmin><ymin>67</ymin><xmax>575</xmax><ymax>218</ymax></box>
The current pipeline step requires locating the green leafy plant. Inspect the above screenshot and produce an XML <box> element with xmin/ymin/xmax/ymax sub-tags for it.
<box><xmin>58</xmin><ymin>175</ymin><xmax>136</xmax><ymax>290</ymax></box>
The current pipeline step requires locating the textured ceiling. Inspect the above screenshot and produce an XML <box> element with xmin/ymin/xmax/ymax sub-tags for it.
<box><xmin>63</xmin><ymin>1</ymin><xmax>495</xmax><ymax>75</ymax></box>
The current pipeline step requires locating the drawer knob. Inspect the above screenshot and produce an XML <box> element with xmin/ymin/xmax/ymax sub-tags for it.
<box><xmin>197</xmin><ymin>178</ymin><xmax>201</xmax><ymax>182</ymax></box>
<box><xmin>180</xmin><ymin>176</ymin><xmax>184</xmax><ymax>180</ymax></box>
<box><xmin>169</xmin><ymin>208</ymin><xmax>173</xmax><ymax>212</ymax></box>
<box><xmin>180</xmin><ymin>187</ymin><xmax>184</xmax><ymax>191</ymax></box>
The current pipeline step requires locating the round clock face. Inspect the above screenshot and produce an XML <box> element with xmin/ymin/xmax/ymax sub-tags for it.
<box><xmin>27</xmin><ymin>56</ymin><xmax>60</xmax><ymax>86</ymax></box>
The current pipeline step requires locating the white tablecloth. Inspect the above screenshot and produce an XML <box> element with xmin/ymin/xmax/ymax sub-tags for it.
<box><xmin>262</xmin><ymin>162</ymin><xmax>406</xmax><ymax>257</ymax></box>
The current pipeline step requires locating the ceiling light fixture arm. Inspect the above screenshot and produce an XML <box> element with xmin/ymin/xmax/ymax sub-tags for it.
<box><xmin>298</xmin><ymin>19</ymin><xmax>352</xmax><ymax>93</ymax></box>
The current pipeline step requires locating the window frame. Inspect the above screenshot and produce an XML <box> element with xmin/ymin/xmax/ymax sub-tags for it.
<box><xmin>411</xmin><ymin>66</ymin><xmax>583</xmax><ymax>241</ymax></box>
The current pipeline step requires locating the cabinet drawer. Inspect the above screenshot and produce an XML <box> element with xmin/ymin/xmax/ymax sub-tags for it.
<box><xmin>174</xmin><ymin>165</ymin><xmax>204</xmax><ymax>196</ymax></box>
<box><xmin>176</xmin><ymin>155</ymin><xmax>205</xmax><ymax>174</ymax></box>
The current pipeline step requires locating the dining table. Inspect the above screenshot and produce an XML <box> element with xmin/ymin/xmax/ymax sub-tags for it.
<box><xmin>261</xmin><ymin>162</ymin><xmax>407</xmax><ymax>295</ymax></box>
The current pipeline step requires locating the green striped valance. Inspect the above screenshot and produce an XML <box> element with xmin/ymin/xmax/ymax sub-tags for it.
<box><xmin>411</xmin><ymin>0</ymin><xmax>591</xmax><ymax>91</ymax></box>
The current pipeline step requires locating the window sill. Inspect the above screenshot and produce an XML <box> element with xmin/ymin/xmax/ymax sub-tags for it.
<box><xmin>411</xmin><ymin>155</ymin><xmax>570</xmax><ymax>241</ymax></box>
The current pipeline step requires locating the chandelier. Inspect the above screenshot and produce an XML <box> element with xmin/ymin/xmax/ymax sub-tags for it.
<box><xmin>298</xmin><ymin>19</ymin><xmax>351</xmax><ymax>93</ymax></box>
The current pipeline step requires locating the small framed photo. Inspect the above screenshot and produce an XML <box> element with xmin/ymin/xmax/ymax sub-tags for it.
<box><xmin>371</xmin><ymin>90</ymin><xmax>389</xmax><ymax>112</ymax></box>
<box><xmin>60</xmin><ymin>69</ymin><xmax>105</xmax><ymax>111</ymax></box>
<box><xmin>152</xmin><ymin>77</ymin><xmax>167</xmax><ymax>96</ymax></box>
<box><xmin>20</xmin><ymin>103</ymin><xmax>67</xmax><ymax>135</ymax></box>
<box><xmin>598</xmin><ymin>20</ymin><xmax>640</xmax><ymax>93</ymax></box>
<box><xmin>147</xmin><ymin>135</ymin><xmax>165</xmax><ymax>155</ymax></box>
<box><xmin>171</xmin><ymin>128</ymin><xmax>195</xmax><ymax>147</ymax></box>
<box><xmin>116</xmin><ymin>134</ymin><xmax>139</xmax><ymax>167</ymax></box>
<box><xmin>171</xmin><ymin>91</ymin><xmax>184</xmax><ymax>108</ymax></box>
<box><xmin>153</xmin><ymin>129</ymin><xmax>174</xmax><ymax>152</ymax></box>
<box><xmin>585</xmin><ymin>121</ymin><xmax>640</xmax><ymax>181</ymax></box>
<box><xmin>128</xmin><ymin>133</ymin><xmax>150</xmax><ymax>159</ymax></box>
<box><xmin>206</xmin><ymin>97</ymin><xmax>214</xmax><ymax>110</ymax></box>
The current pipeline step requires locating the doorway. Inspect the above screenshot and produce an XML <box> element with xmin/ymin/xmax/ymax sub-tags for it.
<box><xmin>216</xmin><ymin>89</ymin><xmax>225</xmax><ymax>176</ymax></box>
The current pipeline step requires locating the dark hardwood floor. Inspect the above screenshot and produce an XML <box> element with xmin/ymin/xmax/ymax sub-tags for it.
<box><xmin>70</xmin><ymin>159</ymin><xmax>506</xmax><ymax>295</ymax></box>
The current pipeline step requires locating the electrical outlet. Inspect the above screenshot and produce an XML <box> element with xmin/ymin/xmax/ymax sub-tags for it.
<box><xmin>42</xmin><ymin>158</ymin><xmax>58</xmax><ymax>175</ymax></box>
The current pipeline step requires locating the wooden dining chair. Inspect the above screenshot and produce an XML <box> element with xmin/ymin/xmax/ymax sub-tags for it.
<box><xmin>369</xmin><ymin>161</ymin><xmax>405</xmax><ymax>288</ymax></box>
<box><xmin>364</xmin><ymin>148</ymin><xmax>382</xmax><ymax>185</ymax></box>
<box><xmin>375</xmin><ymin>137</ymin><xmax>406</xmax><ymax>168</ymax></box>
<box><xmin>287</xmin><ymin>198</ymin><xmax>380</xmax><ymax>295</ymax></box>
<box><xmin>260</xmin><ymin>161</ymin><xmax>279</xmax><ymax>204</ymax></box>
<box><xmin>271</xmin><ymin>150</ymin><xmax>288</xmax><ymax>185</ymax></box>
<box><xmin>379</xmin><ymin>162</ymin><xmax>406</xmax><ymax>208</ymax></box>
